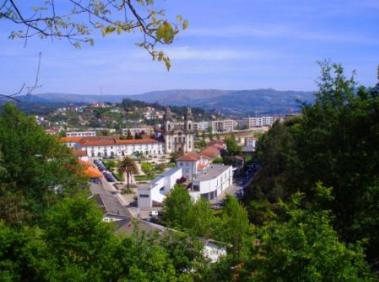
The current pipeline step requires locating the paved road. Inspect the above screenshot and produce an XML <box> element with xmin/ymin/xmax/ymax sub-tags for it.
<box><xmin>210</xmin><ymin>169</ymin><xmax>256</xmax><ymax>206</ymax></box>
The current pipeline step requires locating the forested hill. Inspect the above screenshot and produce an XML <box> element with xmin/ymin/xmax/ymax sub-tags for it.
<box><xmin>128</xmin><ymin>89</ymin><xmax>315</xmax><ymax>116</ymax></box>
<box><xmin>12</xmin><ymin>88</ymin><xmax>314</xmax><ymax>116</ymax></box>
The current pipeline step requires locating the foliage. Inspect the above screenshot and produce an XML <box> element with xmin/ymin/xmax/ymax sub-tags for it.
<box><xmin>162</xmin><ymin>184</ymin><xmax>192</xmax><ymax>229</ymax></box>
<box><xmin>246</xmin><ymin>63</ymin><xmax>379</xmax><ymax>267</ymax></box>
<box><xmin>243</xmin><ymin>194</ymin><xmax>375</xmax><ymax>282</ymax></box>
<box><xmin>195</xmin><ymin>139</ymin><xmax>207</xmax><ymax>150</ymax></box>
<box><xmin>1</xmin><ymin>0</ymin><xmax>188</xmax><ymax>70</ymax></box>
<box><xmin>224</xmin><ymin>135</ymin><xmax>242</xmax><ymax>156</ymax></box>
<box><xmin>187</xmin><ymin>198</ymin><xmax>215</xmax><ymax>238</ymax></box>
<box><xmin>217</xmin><ymin>196</ymin><xmax>251</xmax><ymax>262</ymax></box>
<box><xmin>118</xmin><ymin>156</ymin><xmax>138</xmax><ymax>188</ymax></box>
<box><xmin>141</xmin><ymin>162</ymin><xmax>155</xmax><ymax>178</ymax></box>
<box><xmin>0</xmin><ymin>103</ymin><xmax>86</xmax><ymax>225</ymax></box>
<box><xmin>212</xmin><ymin>156</ymin><xmax>224</xmax><ymax>164</ymax></box>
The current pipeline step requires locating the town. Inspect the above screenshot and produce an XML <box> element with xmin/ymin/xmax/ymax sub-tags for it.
<box><xmin>52</xmin><ymin>104</ymin><xmax>281</xmax><ymax>211</ymax></box>
<box><xmin>39</xmin><ymin>101</ymin><xmax>286</xmax><ymax>260</ymax></box>
<box><xmin>1</xmin><ymin>0</ymin><xmax>377</xmax><ymax>280</ymax></box>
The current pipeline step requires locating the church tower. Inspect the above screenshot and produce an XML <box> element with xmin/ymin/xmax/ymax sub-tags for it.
<box><xmin>162</xmin><ymin>106</ymin><xmax>194</xmax><ymax>154</ymax></box>
<box><xmin>184</xmin><ymin>107</ymin><xmax>194</xmax><ymax>152</ymax></box>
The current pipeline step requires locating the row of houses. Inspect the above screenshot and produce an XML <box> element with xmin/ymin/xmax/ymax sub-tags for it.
<box><xmin>61</xmin><ymin>136</ymin><xmax>164</xmax><ymax>158</ymax></box>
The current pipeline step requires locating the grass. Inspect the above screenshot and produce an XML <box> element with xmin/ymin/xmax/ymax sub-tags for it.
<box><xmin>135</xmin><ymin>175</ymin><xmax>155</xmax><ymax>181</ymax></box>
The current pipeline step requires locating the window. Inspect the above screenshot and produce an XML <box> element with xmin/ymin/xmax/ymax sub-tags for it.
<box><xmin>139</xmin><ymin>194</ymin><xmax>149</xmax><ymax>198</ymax></box>
<box><xmin>193</xmin><ymin>185</ymin><xmax>200</xmax><ymax>192</ymax></box>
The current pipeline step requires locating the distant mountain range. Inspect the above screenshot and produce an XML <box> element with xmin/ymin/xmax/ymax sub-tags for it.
<box><xmin>2</xmin><ymin>89</ymin><xmax>315</xmax><ymax>116</ymax></box>
<box><xmin>128</xmin><ymin>89</ymin><xmax>314</xmax><ymax>116</ymax></box>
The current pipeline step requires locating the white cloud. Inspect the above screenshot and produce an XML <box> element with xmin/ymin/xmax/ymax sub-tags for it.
<box><xmin>184</xmin><ymin>25</ymin><xmax>379</xmax><ymax>45</ymax></box>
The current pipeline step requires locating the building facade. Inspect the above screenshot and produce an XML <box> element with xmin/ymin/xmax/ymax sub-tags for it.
<box><xmin>61</xmin><ymin>137</ymin><xmax>164</xmax><ymax>158</ymax></box>
<box><xmin>66</xmin><ymin>131</ymin><xmax>96</xmax><ymax>137</ymax></box>
<box><xmin>163</xmin><ymin>107</ymin><xmax>194</xmax><ymax>154</ymax></box>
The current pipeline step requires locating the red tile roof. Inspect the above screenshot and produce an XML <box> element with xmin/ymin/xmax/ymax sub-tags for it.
<box><xmin>61</xmin><ymin>136</ymin><xmax>82</xmax><ymax>143</ymax></box>
<box><xmin>177</xmin><ymin>152</ymin><xmax>212</xmax><ymax>162</ymax></box>
<box><xmin>61</xmin><ymin>136</ymin><xmax>158</xmax><ymax>147</ymax></box>
<box><xmin>201</xmin><ymin>146</ymin><xmax>221</xmax><ymax>159</ymax></box>
<box><xmin>177</xmin><ymin>152</ymin><xmax>201</xmax><ymax>161</ymax></box>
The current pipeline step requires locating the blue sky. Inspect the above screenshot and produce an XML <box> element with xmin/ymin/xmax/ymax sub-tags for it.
<box><xmin>0</xmin><ymin>0</ymin><xmax>378</xmax><ymax>95</ymax></box>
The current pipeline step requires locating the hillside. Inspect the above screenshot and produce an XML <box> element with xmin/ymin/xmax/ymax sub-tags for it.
<box><xmin>129</xmin><ymin>89</ymin><xmax>314</xmax><ymax>116</ymax></box>
<box><xmin>3</xmin><ymin>89</ymin><xmax>315</xmax><ymax>116</ymax></box>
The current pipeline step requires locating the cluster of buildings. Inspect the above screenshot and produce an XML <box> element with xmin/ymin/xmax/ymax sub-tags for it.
<box><xmin>138</xmin><ymin>141</ymin><xmax>232</xmax><ymax>208</ymax></box>
<box><xmin>190</xmin><ymin>116</ymin><xmax>280</xmax><ymax>134</ymax></box>
<box><xmin>62</xmin><ymin>136</ymin><xmax>164</xmax><ymax>158</ymax></box>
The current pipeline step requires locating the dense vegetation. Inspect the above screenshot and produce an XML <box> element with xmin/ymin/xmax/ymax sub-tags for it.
<box><xmin>121</xmin><ymin>98</ymin><xmax>219</xmax><ymax>122</ymax></box>
<box><xmin>245</xmin><ymin>64</ymin><xmax>379</xmax><ymax>271</ymax></box>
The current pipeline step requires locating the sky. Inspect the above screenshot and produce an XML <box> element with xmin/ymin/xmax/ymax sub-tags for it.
<box><xmin>0</xmin><ymin>0</ymin><xmax>378</xmax><ymax>95</ymax></box>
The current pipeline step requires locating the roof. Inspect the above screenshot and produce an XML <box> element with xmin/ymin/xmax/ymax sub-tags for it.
<box><xmin>61</xmin><ymin>136</ymin><xmax>82</xmax><ymax>143</ymax></box>
<box><xmin>193</xmin><ymin>164</ymin><xmax>231</xmax><ymax>182</ymax></box>
<box><xmin>201</xmin><ymin>146</ymin><xmax>221</xmax><ymax>159</ymax></box>
<box><xmin>116</xmin><ymin>219</ymin><xmax>167</xmax><ymax>236</ymax></box>
<box><xmin>79</xmin><ymin>161</ymin><xmax>102</xmax><ymax>178</ymax></box>
<box><xmin>177</xmin><ymin>152</ymin><xmax>201</xmax><ymax>161</ymax></box>
<box><xmin>90</xmin><ymin>185</ymin><xmax>131</xmax><ymax>218</ymax></box>
<box><xmin>61</xmin><ymin>136</ymin><xmax>159</xmax><ymax>147</ymax></box>
<box><xmin>85</xmin><ymin>166</ymin><xmax>102</xmax><ymax>178</ymax></box>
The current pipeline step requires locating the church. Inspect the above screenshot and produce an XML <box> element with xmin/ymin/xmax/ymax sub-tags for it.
<box><xmin>163</xmin><ymin>107</ymin><xmax>194</xmax><ymax>154</ymax></box>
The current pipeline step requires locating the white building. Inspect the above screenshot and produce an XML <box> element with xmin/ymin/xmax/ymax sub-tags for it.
<box><xmin>194</xmin><ymin>121</ymin><xmax>211</xmax><ymax>132</ymax></box>
<box><xmin>190</xmin><ymin>164</ymin><xmax>233</xmax><ymax>201</ymax></box>
<box><xmin>122</xmin><ymin>126</ymin><xmax>154</xmax><ymax>137</ymax></box>
<box><xmin>138</xmin><ymin>153</ymin><xmax>233</xmax><ymax>208</ymax></box>
<box><xmin>61</xmin><ymin>137</ymin><xmax>164</xmax><ymax>158</ymax></box>
<box><xmin>66</xmin><ymin>131</ymin><xmax>96</xmax><ymax>137</ymax></box>
<box><xmin>211</xmin><ymin>120</ymin><xmax>236</xmax><ymax>133</ymax></box>
<box><xmin>243</xmin><ymin>116</ymin><xmax>279</xmax><ymax>128</ymax></box>
<box><xmin>163</xmin><ymin>107</ymin><xmax>194</xmax><ymax>154</ymax></box>
<box><xmin>138</xmin><ymin>167</ymin><xmax>183</xmax><ymax>209</ymax></box>
<box><xmin>176</xmin><ymin>152</ymin><xmax>211</xmax><ymax>180</ymax></box>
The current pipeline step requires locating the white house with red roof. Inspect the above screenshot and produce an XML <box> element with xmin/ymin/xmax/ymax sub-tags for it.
<box><xmin>61</xmin><ymin>136</ymin><xmax>164</xmax><ymax>158</ymax></box>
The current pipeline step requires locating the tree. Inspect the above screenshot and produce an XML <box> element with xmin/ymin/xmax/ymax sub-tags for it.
<box><xmin>43</xmin><ymin>195</ymin><xmax>119</xmax><ymax>281</ymax></box>
<box><xmin>247</xmin><ymin>63</ymin><xmax>379</xmax><ymax>268</ymax></box>
<box><xmin>118</xmin><ymin>156</ymin><xmax>138</xmax><ymax>188</ymax></box>
<box><xmin>187</xmin><ymin>198</ymin><xmax>214</xmax><ymax>238</ymax></box>
<box><xmin>141</xmin><ymin>161</ymin><xmax>155</xmax><ymax>178</ymax></box>
<box><xmin>217</xmin><ymin>196</ymin><xmax>250</xmax><ymax>262</ymax></box>
<box><xmin>243</xmin><ymin>194</ymin><xmax>375</xmax><ymax>282</ymax></box>
<box><xmin>126</xmin><ymin>129</ymin><xmax>133</xmax><ymax>140</ymax></box>
<box><xmin>0</xmin><ymin>103</ymin><xmax>86</xmax><ymax>225</ymax></box>
<box><xmin>224</xmin><ymin>135</ymin><xmax>242</xmax><ymax>156</ymax></box>
<box><xmin>162</xmin><ymin>184</ymin><xmax>192</xmax><ymax>229</ymax></box>
<box><xmin>0</xmin><ymin>0</ymin><xmax>188</xmax><ymax>70</ymax></box>
<box><xmin>195</xmin><ymin>139</ymin><xmax>207</xmax><ymax>150</ymax></box>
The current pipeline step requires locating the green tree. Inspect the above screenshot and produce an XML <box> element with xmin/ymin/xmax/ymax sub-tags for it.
<box><xmin>118</xmin><ymin>156</ymin><xmax>138</xmax><ymax>188</ymax></box>
<box><xmin>141</xmin><ymin>162</ymin><xmax>155</xmax><ymax>178</ymax></box>
<box><xmin>243</xmin><ymin>194</ymin><xmax>375</xmax><ymax>282</ymax></box>
<box><xmin>43</xmin><ymin>195</ymin><xmax>118</xmax><ymax>281</ymax></box>
<box><xmin>187</xmin><ymin>198</ymin><xmax>214</xmax><ymax>238</ymax></box>
<box><xmin>218</xmin><ymin>196</ymin><xmax>250</xmax><ymax>262</ymax></box>
<box><xmin>162</xmin><ymin>184</ymin><xmax>192</xmax><ymax>229</ymax></box>
<box><xmin>224</xmin><ymin>135</ymin><xmax>242</xmax><ymax>156</ymax></box>
<box><xmin>247</xmin><ymin>63</ymin><xmax>379</xmax><ymax>267</ymax></box>
<box><xmin>0</xmin><ymin>103</ymin><xmax>86</xmax><ymax>225</ymax></box>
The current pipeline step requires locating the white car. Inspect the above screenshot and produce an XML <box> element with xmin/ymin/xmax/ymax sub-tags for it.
<box><xmin>150</xmin><ymin>210</ymin><xmax>159</xmax><ymax>216</ymax></box>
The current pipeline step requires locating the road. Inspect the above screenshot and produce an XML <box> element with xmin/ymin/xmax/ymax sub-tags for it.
<box><xmin>210</xmin><ymin>167</ymin><xmax>256</xmax><ymax>207</ymax></box>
